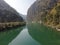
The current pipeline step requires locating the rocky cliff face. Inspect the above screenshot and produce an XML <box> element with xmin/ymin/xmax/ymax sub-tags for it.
<box><xmin>0</xmin><ymin>0</ymin><xmax>18</xmax><ymax>14</ymax></box>
<box><xmin>0</xmin><ymin>0</ymin><xmax>24</xmax><ymax>22</ymax></box>
<box><xmin>27</xmin><ymin>0</ymin><xmax>57</xmax><ymax>23</ymax></box>
<box><xmin>27</xmin><ymin>0</ymin><xmax>60</xmax><ymax>30</ymax></box>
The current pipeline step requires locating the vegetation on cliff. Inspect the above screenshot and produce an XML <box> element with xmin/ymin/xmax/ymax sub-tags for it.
<box><xmin>46</xmin><ymin>2</ymin><xmax>60</xmax><ymax>29</ymax></box>
<box><xmin>27</xmin><ymin>0</ymin><xmax>60</xmax><ymax>30</ymax></box>
<box><xmin>27</xmin><ymin>0</ymin><xmax>57</xmax><ymax>22</ymax></box>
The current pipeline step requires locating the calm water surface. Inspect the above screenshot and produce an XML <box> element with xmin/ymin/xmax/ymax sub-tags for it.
<box><xmin>9</xmin><ymin>27</ymin><xmax>40</xmax><ymax>45</ymax></box>
<box><xmin>1</xmin><ymin>23</ymin><xmax>60</xmax><ymax>45</ymax></box>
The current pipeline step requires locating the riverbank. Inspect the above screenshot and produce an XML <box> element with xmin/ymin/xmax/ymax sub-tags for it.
<box><xmin>0</xmin><ymin>22</ymin><xmax>26</xmax><ymax>31</ymax></box>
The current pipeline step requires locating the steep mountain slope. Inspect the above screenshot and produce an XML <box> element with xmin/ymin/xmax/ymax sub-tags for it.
<box><xmin>0</xmin><ymin>0</ymin><xmax>24</xmax><ymax>22</ymax></box>
<box><xmin>27</xmin><ymin>0</ymin><xmax>57</xmax><ymax>23</ymax></box>
<box><xmin>0</xmin><ymin>0</ymin><xmax>18</xmax><ymax>14</ymax></box>
<box><xmin>0</xmin><ymin>0</ymin><xmax>25</xmax><ymax>29</ymax></box>
<box><xmin>27</xmin><ymin>0</ymin><xmax>60</xmax><ymax>30</ymax></box>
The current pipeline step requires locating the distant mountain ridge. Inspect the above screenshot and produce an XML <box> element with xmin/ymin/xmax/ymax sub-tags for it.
<box><xmin>20</xmin><ymin>14</ymin><xmax>26</xmax><ymax>21</ymax></box>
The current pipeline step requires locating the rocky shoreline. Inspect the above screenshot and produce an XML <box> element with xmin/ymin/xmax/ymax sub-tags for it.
<box><xmin>0</xmin><ymin>22</ymin><xmax>26</xmax><ymax>31</ymax></box>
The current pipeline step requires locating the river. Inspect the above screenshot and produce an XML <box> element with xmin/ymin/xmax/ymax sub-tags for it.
<box><xmin>0</xmin><ymin>23</ymin><xmax>60</xmax><ymax>45</ymax></box>
<box><xmin>9</xmin><ymin>27</ymin><xmax>40</xmax><ymax>45</ymax></box>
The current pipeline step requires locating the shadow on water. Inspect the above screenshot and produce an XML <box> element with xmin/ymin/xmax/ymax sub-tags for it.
<box><xmin>27</xmin><ymin>23</ymin><xmax>60</xmax><ymax>45</ymax></box>
<box><xmin>0</xmin><ymin>26</ymin><xmax>24</xmax><ymax>45</ymax></box>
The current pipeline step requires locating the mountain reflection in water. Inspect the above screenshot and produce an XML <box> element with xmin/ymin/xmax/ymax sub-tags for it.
<box><xmin>27</xmin><ymin>23</ymin><xmax>60</xmax><ymax>45</ymax></box>
<box><xmin>0</xmin><ymin>27</ymin><xmax>23</xmax><ymax>45</ymax></box>
<box><xmin>1</xmin><ymin>23</ymin><xmax>60</xmax><ymax>45</ymax></box>
<box><xmin>9</xmin><ymin>27</ymin><xmax>40</xmax><ymax>45</ymax></box>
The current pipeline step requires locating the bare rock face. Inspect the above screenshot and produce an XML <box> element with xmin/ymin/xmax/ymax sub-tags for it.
<box><xmin>0</xmin><ymin>0</ymin><xmax>17</xmax><ymax>14</ymax></box>
<box><xmin>0</xmin><ymin>0</ymin><xmax>24</xmax><ymax>22</ymax></box>
<box><xmin>27</xmin><ymin>0</ymin><xmax>57</xmax><ymax>23</ymax></box>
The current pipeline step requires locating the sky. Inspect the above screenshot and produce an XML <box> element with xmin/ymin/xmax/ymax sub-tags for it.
<box><xmin>4</xmin><ymin>0</ymin><xmax>36</xmax><ymax>15</ymax></box>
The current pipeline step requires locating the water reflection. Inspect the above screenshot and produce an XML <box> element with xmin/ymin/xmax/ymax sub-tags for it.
<box><xmin>0</xmin><ymin>27</ymin><xmax>23</xmax><ymax>45</ymax></box>
<box><xmin>9</xmin><ymin>27</ymin><xmax>40</xmax><ymax>45</ymax></box>
<box><xmin>27</xmin><ymin>23</ymin><xmax>60</xmax><ymax>45</ymax></box>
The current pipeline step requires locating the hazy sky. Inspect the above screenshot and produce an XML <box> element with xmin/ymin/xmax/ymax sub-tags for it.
<box><xmin>4</xmin><ymin>0</ymin><xmax>36</xmax><ymax>15</ymax></box>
